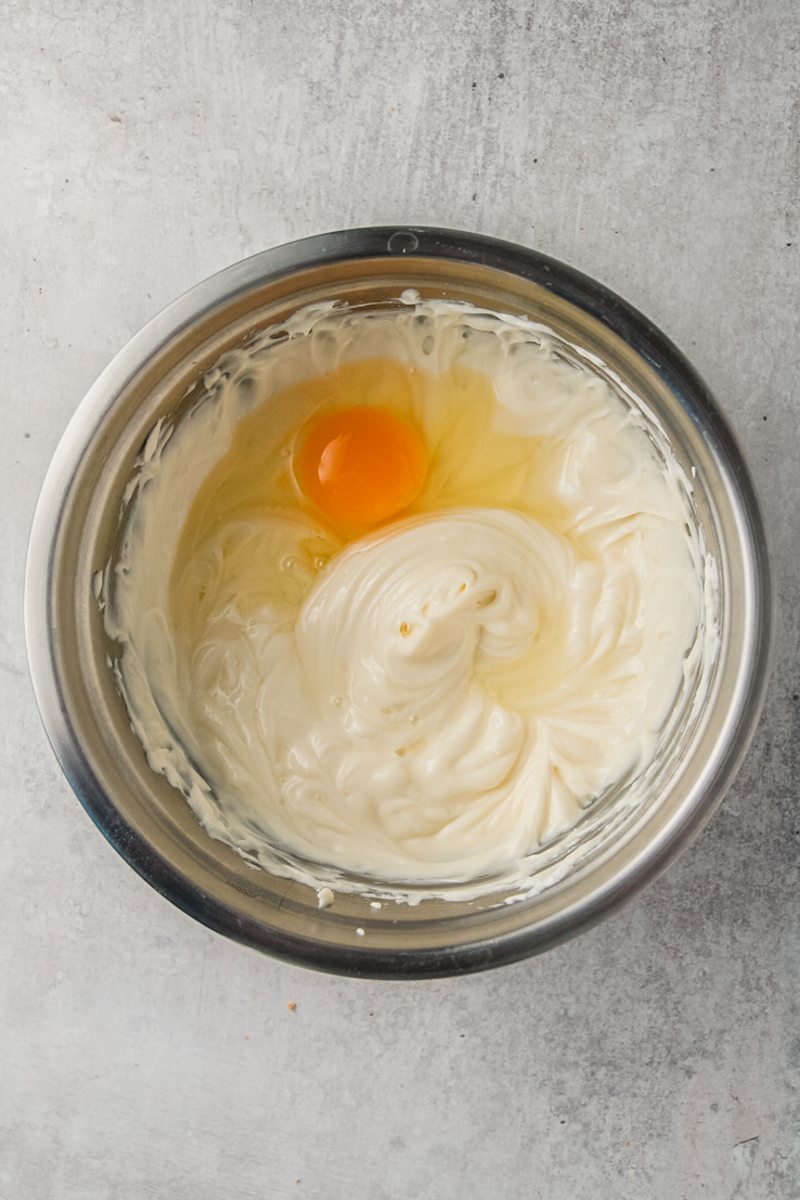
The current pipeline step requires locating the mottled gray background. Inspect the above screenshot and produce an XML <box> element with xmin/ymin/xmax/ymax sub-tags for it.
<box><xmin>2</xmin><ymin>1</ymin><xmax>798</xmax><ymax>1196</ymax></box>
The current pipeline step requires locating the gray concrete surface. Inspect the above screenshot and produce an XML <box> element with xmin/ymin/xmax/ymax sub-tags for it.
<box><xmin>2</xmin><ymin>1</ymin><xmax>798</xmax><ymax>1196</ymax></box>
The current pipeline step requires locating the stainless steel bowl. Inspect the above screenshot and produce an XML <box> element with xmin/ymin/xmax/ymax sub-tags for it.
<box><xmin>25</xmin><ymin>227</ymin><xmax>772</xmax><ymax>978</ymax></box>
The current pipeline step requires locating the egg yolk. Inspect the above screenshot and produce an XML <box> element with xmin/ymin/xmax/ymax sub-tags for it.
<box><xmin>295</xmin><ymin>406</ymin><xmax>427</xmax><ymax>527</ymax></box>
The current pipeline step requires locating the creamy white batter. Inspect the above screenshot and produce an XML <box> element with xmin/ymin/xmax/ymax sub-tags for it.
<box><xmin>102</xmin><ymin>295</ymin><xmax>716</xmax><ymax>900</ymax></box>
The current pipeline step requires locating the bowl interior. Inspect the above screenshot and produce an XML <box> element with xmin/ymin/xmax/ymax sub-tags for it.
<box><xmin>27</xmin><ymin>231</ymin><xmax>771</xmax><ymax>976</ymax></box>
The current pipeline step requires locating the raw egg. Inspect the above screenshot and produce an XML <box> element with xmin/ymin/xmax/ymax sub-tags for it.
<box><xmin>295</xmin><ymin>405</ymin><xmax>427</xmax><ymax>527</ymax></box>
<box><xmin>172</xmin><ymin>352</ymin><xmax>554</xmax><ymax>627</ymax></box>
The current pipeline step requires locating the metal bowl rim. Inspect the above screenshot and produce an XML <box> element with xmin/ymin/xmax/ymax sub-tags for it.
<box><xmin>24</xmin><ymin>226</ymin><xmax>773</xmax><ymax>978</ymax></box>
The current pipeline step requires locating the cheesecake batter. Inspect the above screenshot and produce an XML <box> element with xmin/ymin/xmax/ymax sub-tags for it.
<box><xmin>102</xmin><ymin>295</ymin><xmax>715</xmax><ymax>898</ymax></box>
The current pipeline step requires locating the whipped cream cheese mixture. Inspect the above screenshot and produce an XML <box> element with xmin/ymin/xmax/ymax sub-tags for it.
<box><xmin>102</xmin><ymin>294</ymin><xmax>716</xmax><ymax>899</ymax></box>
